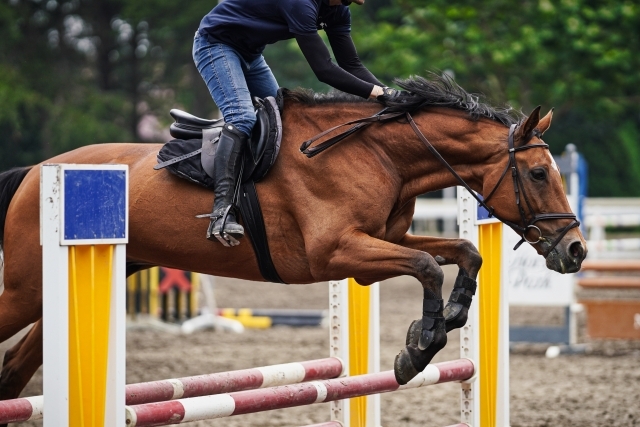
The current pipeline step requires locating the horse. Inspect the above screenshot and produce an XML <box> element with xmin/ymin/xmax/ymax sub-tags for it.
<box><xmin>0</xmin><ymin>74</ymin><xmax>586</xmax><ymax>409</ymax></box>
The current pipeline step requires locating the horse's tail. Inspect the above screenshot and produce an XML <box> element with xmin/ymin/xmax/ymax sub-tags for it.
<box><xmin>0</xmin><ymin>167</ymin><xmax>32</xmax><ymax>250</ymax></box>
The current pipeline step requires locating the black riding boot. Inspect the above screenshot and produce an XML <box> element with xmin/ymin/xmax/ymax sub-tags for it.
<box><xmin>206</xmin><ymin>124</ymin><xmax>246</xmax><ymax>246</ymax></box>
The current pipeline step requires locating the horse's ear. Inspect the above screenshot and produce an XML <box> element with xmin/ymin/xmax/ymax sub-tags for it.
<box><xmin>514</xmin><ymin>105</ymin><xmax>541</xmax><ymax>147</ymax></box>
<box><xmin>536</xmin><ymin>108</ymin><xmax>554</xmax><ymax>135</ymax></box>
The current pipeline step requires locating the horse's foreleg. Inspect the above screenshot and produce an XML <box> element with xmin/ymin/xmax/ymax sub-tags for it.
<box><xmin>319</xmin><ymin>232</ymin><xmax>447</xmax><ymax>385</ymax></box>
<box><xmin>398</xmin><ymin>234</ymin><xmax>482</xmax><ymax>333</ymax></box>
<box><xmin>0</xmin><ymin>319</ymin><xmax>42</xmax><ymax>427</ymax></box>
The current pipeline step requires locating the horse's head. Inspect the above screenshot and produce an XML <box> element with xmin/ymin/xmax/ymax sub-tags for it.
<box><xmin>482</xmin><ymin>106</ymin><xmax>587</xmax><ymax>273</ymax></box>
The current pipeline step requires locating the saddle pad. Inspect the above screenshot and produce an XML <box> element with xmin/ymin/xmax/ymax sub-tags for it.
<box><xmin>156</xmin><ymin>138</ymin><xmax>215</xmax><ymax>189</ymax></box>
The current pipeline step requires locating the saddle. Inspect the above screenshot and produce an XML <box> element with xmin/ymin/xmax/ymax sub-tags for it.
<box><xmin>157</xmin><ymin>96</ymin><xmax>282</xmax><ymax>185</ymax></box>
<box><xmin>155</xmin><ymin>95</ymin><xmax>285</xmax><ymax>284</ymax></box>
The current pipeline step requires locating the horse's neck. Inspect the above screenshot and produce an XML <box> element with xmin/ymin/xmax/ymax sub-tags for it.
<box><xmin>377</xmin><ymin>108</ymin><xmax>506</xmax><ymax>202</ymax></box>
<box><xmin>282</xmin><ymin>103</ymin><xmax>505</xmax><ymax>203</ymax></box>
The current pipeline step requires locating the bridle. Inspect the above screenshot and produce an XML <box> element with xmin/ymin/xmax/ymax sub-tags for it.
<box><xmin>300</xmin><ymin>109</ymin><xmax>580</xmax><ymax>257</ymax></box>
<box><xmin>442</xmin><ymin>122</ymin><xmax>580</xmax><ymax>256</ymax></box>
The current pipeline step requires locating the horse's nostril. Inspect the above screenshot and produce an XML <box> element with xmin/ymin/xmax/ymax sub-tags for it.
<box><xmin>569</xmin><ymin>241</ymin><xmax>585</xmax><ymax>260</ymax></box>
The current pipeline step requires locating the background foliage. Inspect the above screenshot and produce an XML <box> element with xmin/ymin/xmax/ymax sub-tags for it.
<box><xmin>1</xmin><ymin>0</ymin><xmax>638</xmax><ymax>196</ymax></box>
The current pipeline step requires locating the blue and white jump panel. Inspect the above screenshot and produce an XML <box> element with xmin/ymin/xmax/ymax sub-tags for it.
<box><xmin>41</xmin><ymin>164</ymin><xmax>128</xmax><ymax>427</ymax></box>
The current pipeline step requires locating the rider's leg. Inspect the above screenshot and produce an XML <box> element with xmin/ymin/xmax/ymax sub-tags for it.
<box><xmin>207</xmin><ymin>123</ymin><xmax>246</xmax><ymax>243</ymax></box>
<box><xmin>244</xmin><ymin>55</ymin><xmax>279</xmax><ymax>99</ymax></box>
<box><xmin>193</xmin><ymin>36</ymin><xmax>256</xmax><ymax>244</ymax></box>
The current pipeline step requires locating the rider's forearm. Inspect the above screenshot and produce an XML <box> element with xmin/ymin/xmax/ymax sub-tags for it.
<box><xmin>295</xmin><ymin>33</ymin><xmax>374</xmax><ymax>98</ymax></box>
<box><xmin>327</xmin><ymin>32</ymin><xmax>384</xmax><ymax>87</ymax></box>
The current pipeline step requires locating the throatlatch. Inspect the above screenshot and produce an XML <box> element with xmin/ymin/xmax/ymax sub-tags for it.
<box><xmin>444</xmin><ymin>269</ymin><xmax>477</xmax><ymax>333</ymax></box>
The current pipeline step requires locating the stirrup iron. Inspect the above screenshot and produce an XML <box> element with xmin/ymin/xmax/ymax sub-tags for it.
<box><xmin>204</xmin><ymin>206</ymin><xmax>242</xmax><ymax>247</ymax></box>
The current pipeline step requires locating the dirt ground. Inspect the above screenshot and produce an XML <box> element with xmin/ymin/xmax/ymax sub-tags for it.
<box><xmin>4</xmin><ymin>265</ymin><xmax>640</xmax><ymax>426</ymax></box>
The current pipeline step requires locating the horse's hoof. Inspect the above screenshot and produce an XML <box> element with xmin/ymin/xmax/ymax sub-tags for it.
<box><xmin>405</xmin><ymin>319</ymin><xmax>422</xmax><ymax>346</ymax></box>
<box><xmin>444</xmin><ymin>303</ymin><xmax>468</xmax><ymax>333</ymax></box>
<box><xmin>394</xmin><ymin>347</ymin><xmax>420</xmax><ymax>385</ymax></box>
<box><xmin>395</xmin><ymin>321</ymin><xmax>448</xmax><ymax>385</ymax></box>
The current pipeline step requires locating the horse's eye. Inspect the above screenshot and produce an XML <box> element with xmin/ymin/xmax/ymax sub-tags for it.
<box><xmin>531</xmin><ymin>168</ymin><xmax>547</xmax><ymax>181</ymax></box>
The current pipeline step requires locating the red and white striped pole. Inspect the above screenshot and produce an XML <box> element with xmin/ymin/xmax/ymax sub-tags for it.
<box><xmin>125</xmin><ymin>359</ymin><xmax>474</xmax><ymax>426</ymax></box>
<box><xmin>0</xmin><ymin>358</ymin><xmax>344</xmax><ymax>425</ymax></box>
<box><xmin>125</xmin><ymin>357</ymin><xmax>344</xmax><ymax>405</ymax></box>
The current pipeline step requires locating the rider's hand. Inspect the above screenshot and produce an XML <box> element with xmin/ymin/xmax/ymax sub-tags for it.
<box><xmin>378</xmin><ymin>87</ymin><xmax>400</xmax><ymax>100</ymax></box>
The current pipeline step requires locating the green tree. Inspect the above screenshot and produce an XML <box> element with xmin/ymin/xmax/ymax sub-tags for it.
<box><xmin>1</xmin><ymin>0</ymin><xmax>638</xmax><ymax>196</ymax></box>
<box><xmin>346</xmin><ymin>0</ymin><xmax>640</xmax><ymax>196</ymax></box>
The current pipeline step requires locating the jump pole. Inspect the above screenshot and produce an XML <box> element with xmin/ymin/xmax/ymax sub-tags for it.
<box><xmin>458</xmin><ymin>186</ymin><xmax>510</xmax><ymax>426</ymax></box>
<box><xmin>41</xmin><ymin>164</ymin><xmax>128</xmax><ymax>427</ymax></box>
<box><xmin>123</xmin><ymin>359</ymin><xmax>475</xmax><ymax>426</ymax></box>
<box><xmin>0</xmin><ymin>357</ymin><xmax>345</xmax><ymax>424</ymax></box>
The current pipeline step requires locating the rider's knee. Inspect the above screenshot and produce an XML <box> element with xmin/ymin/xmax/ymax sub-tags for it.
<box><xmin>227</xmin><ymin>109</ymin><xmax>256</xmax><ymax>138</ymax></box>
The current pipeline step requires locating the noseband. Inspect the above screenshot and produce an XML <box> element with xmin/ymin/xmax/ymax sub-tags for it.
<box><xmin>300</xmin><ymin>110</ymin><xmax>580</xmax><ymax>257</ymax></box>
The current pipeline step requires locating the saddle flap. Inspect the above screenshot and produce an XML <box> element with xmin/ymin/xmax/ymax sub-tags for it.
<box><xmin>247</xmin><ymin>102</ymin><xmax>269</xmax><ymax>166</ymax></box>
<box><xmin>201</xmin><ymin>127</ymin><xmax>223</xmax><ymax>179</ymax></box>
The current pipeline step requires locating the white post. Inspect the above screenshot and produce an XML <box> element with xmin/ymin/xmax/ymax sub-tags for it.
<box><xmin>329</xmin><ymin>280</ymin><xmax>350</xmax><ymax>423</ymax></box>
<box><xmin>41</xmin><ymin>164</ymin><xmax>128</xmax><ymax>427</ymax></box>
<box><xmin>458</xmin><ymin>186</ymin><xmax>510</xmax><ymax>426</ymax></box>
<box><xmin>457</xmin><ymin>187</ymin><xmax>481</xmax><ymax>426</ymax></box>
<box><xmin>329</xmin><ymin>279</ymin><xmax>380</xmax><ymax>427</ymax></box>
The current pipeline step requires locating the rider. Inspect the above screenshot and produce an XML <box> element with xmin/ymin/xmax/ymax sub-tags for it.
<box><xmin>194</xmin><ymin>0</ymin><xmax>389</xmax><ymax>246</ymax></box>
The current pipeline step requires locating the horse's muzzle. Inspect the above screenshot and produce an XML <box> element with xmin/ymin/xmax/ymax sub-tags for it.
<box><xmin>545</xmin><ymin>238</ymin><xmax>586</xmax><ymax>274</ymax></box>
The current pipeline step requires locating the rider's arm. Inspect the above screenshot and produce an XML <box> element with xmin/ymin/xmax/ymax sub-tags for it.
<box><xmin>295</xmin><ymin>32</ymin><xmax>382</xmax><ymax>99</ymax></box>
<box><xmin>327</xmin><ymin>32</ymin><xmax>384</xmax><ymax>88</ymax></box>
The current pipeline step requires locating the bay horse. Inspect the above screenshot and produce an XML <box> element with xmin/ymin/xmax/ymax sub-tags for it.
<box><xmin>0</xmin><ymin>75</ymin><xmax>586</xmax><ymax>409</ymax></box>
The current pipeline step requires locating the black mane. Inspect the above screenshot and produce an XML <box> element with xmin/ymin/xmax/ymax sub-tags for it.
<box><xmin>283</xmin><ymin>73</ymin><xmax>523</xmax><ymax>126</ymax></box>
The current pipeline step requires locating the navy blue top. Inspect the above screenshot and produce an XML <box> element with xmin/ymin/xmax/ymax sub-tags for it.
<box><xmin>198</xmin><ymin>0</ymin><xmax>383</xmax><ymax>98</ymax></box>
<box><xmin>199</xmin><ymin>0</ymin><xmax>351</xmax><ymax>60</ymax></box>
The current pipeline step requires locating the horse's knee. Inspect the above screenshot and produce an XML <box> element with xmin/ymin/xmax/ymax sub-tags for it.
<box><xmin>457</xmin><ymin>239</ymin><xmax>482</xmax><ymax>277</ymax></box>
<box><xmin>415</xmin><ymin>253</ymin><xmax>444</xmax><ymax>291</ymax></box>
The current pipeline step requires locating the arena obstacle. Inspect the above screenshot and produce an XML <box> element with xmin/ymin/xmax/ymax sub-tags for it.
<box><xmin>218</xmin><ymin>308</ymin><xmax>327</xmax><ymax>328</ymax></box>
<box><xmin>577</xmin><ymin>259</ymin><xmax>640</xmax><ymax>340</ymax></box>
<box><xmin>0</xmin><ymin>357</ymin><xmax>344</xmax><ymax>424</ymax></box>
<box><xmin>127</xmin><ymin>267</ymin><xmax>199</xmax><ymax>323</ymax></box>
<box><xmin>37</xmin><ymin>166</ymin><xmax>507</xmax><ymax>426</ymax></box>
<box><xmin>123</xmin><ymin>359</ymin><xmax>475</xmax><ymax>426</ymax></box>
<box><xmin>41</xmin><ymin>164</ymin><xmax>128</xmax><ymax>426</ymax></box>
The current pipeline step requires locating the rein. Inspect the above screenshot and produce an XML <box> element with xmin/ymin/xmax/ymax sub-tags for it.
<box><xmin>299</xmin><ymin>108</ymin><xmax>405</xmax><ymax>157</ymax></box>
<box><xmin>300</xmin><ymin>109</ymin><xmax>580</xmax><ymax>257</ymax></box>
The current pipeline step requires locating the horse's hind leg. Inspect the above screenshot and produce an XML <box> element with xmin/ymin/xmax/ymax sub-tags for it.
<box><xmin>0</xmin><ymin>319</ymin><xmax>42</xmax><ymax>397</ymax></box>
<box><xmin>0</xmin><ymin>259</ymin><xmax>44</xmax><ymax>410</ymax></box>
